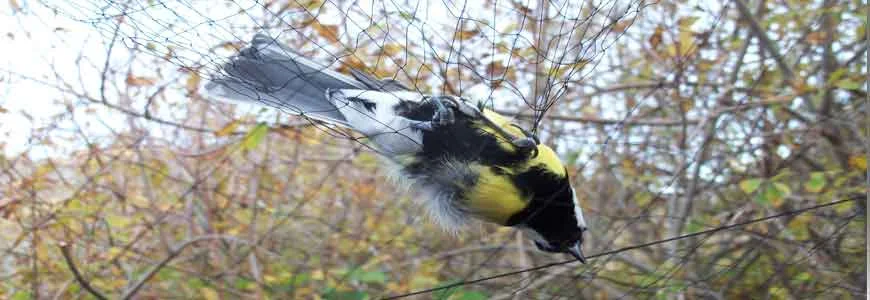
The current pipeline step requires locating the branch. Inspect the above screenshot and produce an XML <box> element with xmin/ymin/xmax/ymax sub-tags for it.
<box><xmin>58</xmin><ymin>243</ymin><xmax>108</xmax><ymax>300</ymax></box>
<box><xmin>733</xmin><ymin>0</ymin><xmax>794</xmax><ymax>82</ymax></box>
<box><xmin>121</xmin><ymin>235</ymin><xmax>248</xmax><ymax>300</ymax></box>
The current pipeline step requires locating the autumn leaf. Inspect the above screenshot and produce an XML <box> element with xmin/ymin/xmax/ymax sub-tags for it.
<box><xmin>0</xmin><ymin>105</ymin><xmax>7</xmax><ymax>113</ymax></box>
<box><xmin>454</xmin><ymin>28</ymin><xmax>480</xmax><ymax>40</ymax></box>
<box><xmin>379</xmin><ymin>43</ymin><xmax>404</xmax><ymax>56</ymax></box>
<box><xmin>215</xmin><ymin>120</ymin><xmax>240</xmax><ymax>137</ymax></box>
<box><xmin>200</xmin><ymin>287</ymin><xmax>219</xmax><ymax>300</ymax></box>
<box><xmin>648</xmin><ymin>26</ymin><xmax>664</xmax><ymax>48</ymax></box>
<box><xmin>217</xmin><ymin>41</ymin><xmax>245</xmax><ymax>51</ymax></box>
<box><xmin>312</xmin><ymin>22</ymin><xmax>340</xmax><ymax>44</ymax></box>
<box><xmin>126</xmin><ymin>73</ymin><xmax>157</xmax><ymax>87</ymax></box>
<box><xmin>849</xmin><ymin>155</ymin><xmax>867</xmax><ymax>171</ymax></box>
<box><xmin>338</xmin><ymin>55</ymin><xmax>367</xmax><ymax>75</ymax></box>
<box><xmin>186</xmin><ymin>71</ymin><xmax>201</xmax><ymax>94</ymax></box>
<box><xmin>486</xmin><ymin>62</ymin><xmax>507</xmax><ymax>77</ymax></box>
<box><xmin>612</xmin><ymin>20</ymin><xmax>632</xmax><ymax>33</ymax></box>
<box><xmin>805</xmin><ymin>32</ymin><xmax>825</xmax><ymax>45</ymax></box>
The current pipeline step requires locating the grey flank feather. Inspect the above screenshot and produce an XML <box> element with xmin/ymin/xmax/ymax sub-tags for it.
<box><xmin>206</xmin><ymin>33</ymin><xmax>369</xmax><ymax>126</ymax></box>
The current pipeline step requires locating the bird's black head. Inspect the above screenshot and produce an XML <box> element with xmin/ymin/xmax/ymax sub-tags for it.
<box><xmin>506</xmin><ymin>166</ymin><xmax>588</xmax><ymax>263</ymax></box>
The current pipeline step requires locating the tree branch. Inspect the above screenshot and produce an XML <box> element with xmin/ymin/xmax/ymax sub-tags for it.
<box><xmin>58</xmin><ymin>243</ymin><xmax>108</xmax><ymax>300</ymax></box>
<box><xmin>120</xmin><ymin>235</ymin><xmax>246</xmax><ymax>299</ymax></box>
<box><xmin>733</xmin><ymin>0</ymin><xmax>794</xmax><ymax>82</ymax></box>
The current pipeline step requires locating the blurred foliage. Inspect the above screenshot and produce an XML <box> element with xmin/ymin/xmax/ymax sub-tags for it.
<box><xmin>0</xmin><ymin>0</ymin><xmax>867</xmax><ymax>299</ymax></box>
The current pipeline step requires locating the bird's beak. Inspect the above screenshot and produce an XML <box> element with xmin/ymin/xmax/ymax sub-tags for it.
<box><xmin>568</xmin><ymin>243</ymin><xmax>586</xmax><ymax>264</ymax></box>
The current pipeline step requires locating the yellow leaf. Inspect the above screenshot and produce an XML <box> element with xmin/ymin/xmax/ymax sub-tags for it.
<box><xmin>126</xmin><ymin>73</ymin><xmax>157</xmax><ymax>87</ymax></box>
<box><xmin>311</xmin><ymin>269</ymin><xmax>325</xmax><ymax>280</ymax></box>
<box><xmin>200</xmin><ymin>287</ymin><xmax>219</xmax><ymax>300</ymax></box>
<box><xmin>380</xmin><ymin>43</ymin><xmax>403</xmax><ymax>56</ymax></box>
<box><xmin>107</xmin><ymin>246</ymin><xmax>124</xmax><ymax>258</ymax></box>
<box><xmin>264</xmin><ymin>274</ymin><xmax>278</xmax><ymax>284</ymax></box>
<box><xmin>622</xmin><ymin>159</ymin><xmax>637</xmax><ymax>176</ymax></box>
<box><xmin>678</xmin><ymin>29</ymin><xmax>695</xmax><ymax>55</ymax></box>
<box><xmin>849</xmin><ymin>155</ymin><xmax>867</xmax><ymax>171</ymax></box>
<box><xmin>106</xmin><ymin>215</ymin><xmax>131</xmax><ymax>228</ymax></box>
<box><xmin>186</xmin><ymin>72</ymin><xmax>201</xmax><ymax>94</ymax></box>
<box><xmin>215</xmin><ymin>120</ymin><xmax>239</xmax><ymax>137</ymax></box>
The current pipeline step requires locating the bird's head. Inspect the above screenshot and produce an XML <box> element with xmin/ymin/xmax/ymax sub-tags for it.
<box><xmin>506</xmin><ymin>144</ymin><xmax>589</xmax><ymax>263</ymax></box>
<box><xmin>525</xmin><ymin>185</ymin><xmax>588</xmax><ymax>263</ymax></box>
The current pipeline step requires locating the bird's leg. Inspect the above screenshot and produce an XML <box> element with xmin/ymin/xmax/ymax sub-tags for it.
<box><xmin>413</xmin><ymin>96</ymin><xmax>457</xmax><ymax>131</ymax></box>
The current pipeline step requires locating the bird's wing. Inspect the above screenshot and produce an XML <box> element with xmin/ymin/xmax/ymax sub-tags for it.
<box><xmin>206</xmin><ymin>33</ymin><xmax>369</xmax><ymax>126</ymax></box>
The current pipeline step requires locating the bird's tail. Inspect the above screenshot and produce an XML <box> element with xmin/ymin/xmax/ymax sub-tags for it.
<box><xmin>205</xmin><ymin>33</ymin><xmax>365</xmax><ymax>127</ymax></box>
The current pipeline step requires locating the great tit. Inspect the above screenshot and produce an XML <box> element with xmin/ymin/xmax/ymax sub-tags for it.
<box><xmin>206</xmin><ymin>34</ymin><xmax>588</xmax><ymax>262</ymax></box>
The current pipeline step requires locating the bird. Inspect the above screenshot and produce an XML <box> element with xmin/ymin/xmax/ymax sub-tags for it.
<box><xmin>206</xmin><ymin>33</ymin><xmax>588</xmax><ymax>262</ymax></box>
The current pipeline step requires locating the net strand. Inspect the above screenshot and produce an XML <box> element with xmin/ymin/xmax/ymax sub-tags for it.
<box><xmin>380</xmin><ymin>196</ymin><xmax>862</xmax><ymax>299</ymax></box>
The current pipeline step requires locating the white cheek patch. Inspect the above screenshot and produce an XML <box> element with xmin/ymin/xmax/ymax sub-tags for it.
<box><xmin>571</xmin><ymin>187</ymin><xmax>587</xmax><ymax>229</ymax></box>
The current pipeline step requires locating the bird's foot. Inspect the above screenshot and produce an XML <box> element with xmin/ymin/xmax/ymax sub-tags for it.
<box><xmin>413</xmin><ymin>96</ymin><xmax>457</xmax><ymax>131</ymax></box>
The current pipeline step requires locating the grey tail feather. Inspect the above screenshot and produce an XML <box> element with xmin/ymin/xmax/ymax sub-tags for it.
<box><xmin>205</xmin><ymin>33</ymin><xmax>366</xmax><ymax>127</ymax></box>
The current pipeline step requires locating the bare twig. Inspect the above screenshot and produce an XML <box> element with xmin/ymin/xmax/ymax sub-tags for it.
<box><xmin>733</xmin><ymin>0</ymin><xmax>794</xmax><ymax>82</ymax></box>
<box><xmin>58</xmin><ymin>243</ymin><xmax>108</xmax><ymax>300</ymax></box>
<box><xmin>121</xmin><ymin>235</ymin><xmax>249</xmax><ymax>300</ymax></box>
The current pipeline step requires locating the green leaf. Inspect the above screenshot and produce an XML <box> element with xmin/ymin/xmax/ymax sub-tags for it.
<box><xmin>323</xmin><ymin>288</ymin><xmax>368</xmax><ymax>300</ymax></box>
<box><xmin>242</xmin><ymin>123</ymin><xmax>269</xmax><ymax>151</ymax></box>
<box><xmin>739</xmin><ymin>178</ymin><xmax>762</xmax><ymax>194</ymax></box>
<box><xmin>773</xmin><ymin>182</ymin><xmax>791</xmax><ymax>196</ymax></box>
<box><xmin>684</xmin><ymin>219</ymin><xmax>704</xmax><ymax>234</ymax></box>
<box><xmin>432</xmin><ymin>281</ymin><xmax>462</xmax><ymax>300</ymax></box>
<box><xmin>805</xmin><ymin>172</ymin><xmax>826</xmax><ymax>193</ymax></box>
<box><xmin>793</xmin><ymin>272</ymin><xmax>814</xmax><ymax>283</ymax></box>
<box><xmin>11</xmin><ymin>291</ymin><xmax>31</xmax><ymax>300</ymax></box>
<box><xmin>834</xmin><ymin>79</ymin><xmax>861</xmax><ymax>90</ymax></box>
<box><xmin>456</xmin><ymin>291</ymin><xmax>489</xmax><ymax>300</ymax></box>
<box><xmin>756</xmin><ymin>183</ymin><xmax>785</xmax><ymax>206</ymax></box>
<box><xmin>355</xmin><ymin>270</ymin><xmax>387</xmax><ymax>284</ymax></box>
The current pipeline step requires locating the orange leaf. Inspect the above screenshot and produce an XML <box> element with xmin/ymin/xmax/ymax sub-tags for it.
<box><xmin>648</xmin><ymin>26</ymin><xmax>664</xmax><ymax>49</ymax></box>
<box><xmin>806</xmin><ymin>32</ymin><xmax>825</xmax><ymax>45</ymax></box>
<box><xmin>486</xmin><ymin>62</ymin><xmax>507</xmax><ymax>77</ymax></box>
<box><xmin>312</xmin><ymin>22</ymin><xmax>340</xmax><ymax>44</ymax></box>
<box><xmin>455</xmin><ymin>29</ymin><xmax>480</xmax><ymax>40</ymax></box>
<box><xmin>126</xmin><ymin>73</ymin><xmax>156</xmax><ymax>87</ymax></box>
<box><xmin>215</xmin><ymin>120</ymin><xmax>239</xmax><ymax>137</ymax></box>
<box><xmin>612</xmin><ymin>20</ymin><xmax>631</xmax><ymax>33</ymax></box>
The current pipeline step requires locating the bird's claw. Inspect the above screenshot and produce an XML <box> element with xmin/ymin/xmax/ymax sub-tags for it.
<box><xmin>414</xmin><ymin>96</ymin><xmax>457</xmax><ymax>131</ymax></box>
